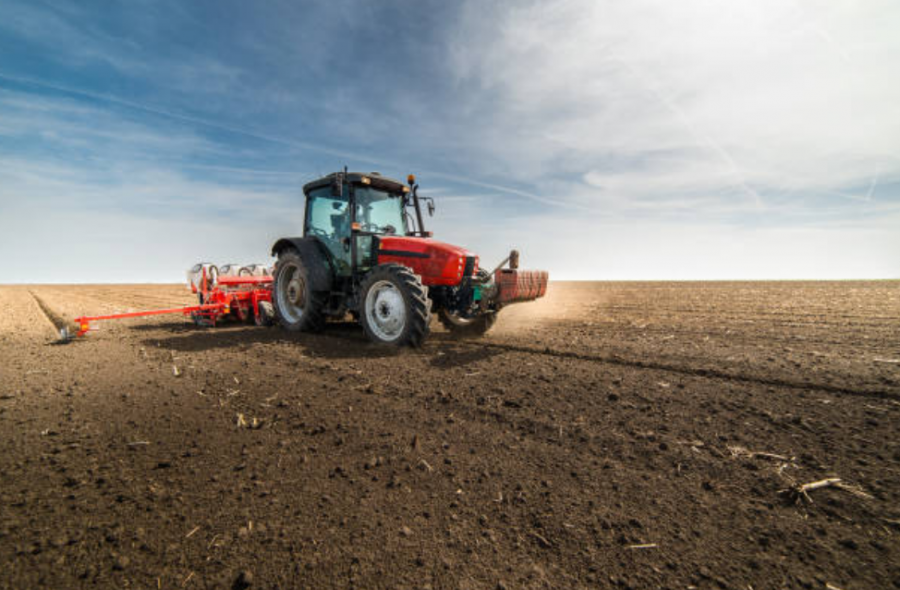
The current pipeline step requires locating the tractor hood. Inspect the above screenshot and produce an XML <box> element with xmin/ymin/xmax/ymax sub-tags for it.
<box><xmin>376</xmin><ymin>236</ymin><xmax>478</xmax><ymax>287</ymax></box>
<box><xmin>377</xmin><ymin>236</ymin><xmax>473</xmax><ymax>259</ymax></box>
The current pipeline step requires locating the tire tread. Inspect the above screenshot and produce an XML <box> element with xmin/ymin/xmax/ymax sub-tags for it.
<box><xmin>272</xmin><ymin>249</ymin><xmax>326</xmax><ymax>332</ymax></box>
<box><xmin>359</xmin><ymin>263</ymin><xmax>431</xmax><ymax>347</ymax></box>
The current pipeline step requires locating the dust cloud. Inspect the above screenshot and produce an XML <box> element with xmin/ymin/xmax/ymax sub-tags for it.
<box><xmin>491</xmin><ymin>281</ymin><xmax>606</xmax><ymax>334</ymax></box>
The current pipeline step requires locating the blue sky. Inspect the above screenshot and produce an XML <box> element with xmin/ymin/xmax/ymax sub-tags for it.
<box><xmin>0</xmin><ymin>0</ymin><xmax>898</xmax><ymax>282</ymax></box>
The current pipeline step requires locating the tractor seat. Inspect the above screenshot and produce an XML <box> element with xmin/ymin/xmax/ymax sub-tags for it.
<box><xmin>331</xmin><ymin>213</ymin><xmax>349</xmax><ymax>237</ymax></box>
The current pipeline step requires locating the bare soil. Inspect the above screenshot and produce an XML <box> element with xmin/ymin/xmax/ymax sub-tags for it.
<box><xmin>1</xmin><ymin>281</ymin><xmax>898</xmax><ymax>590</ymax></box>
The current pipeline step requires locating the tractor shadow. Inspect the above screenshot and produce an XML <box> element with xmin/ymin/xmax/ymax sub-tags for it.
<box><xmin>134</xmin><ymin>319</ymin><xmax>503</xmax><ymax>366</ymax></box>
<box><xmin>427</xmin><ymin>342</ymin><xmax>505</xmax><ymax>369</ymax></box>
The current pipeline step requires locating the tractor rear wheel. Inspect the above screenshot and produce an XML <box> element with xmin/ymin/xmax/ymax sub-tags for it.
<box><xmin>272</xmin><ymin>250</ymin><xmax>325</xmax><ymax>332</ymax></box>
<box><xmin>359</xmin><ymin>264</ymin><xmax>431</xmax><ymax>346</ymax></box>
<box><xmin>438</xmin><ymin>309</ymin><xmax>497</xmax><ymax>337</ymax></box>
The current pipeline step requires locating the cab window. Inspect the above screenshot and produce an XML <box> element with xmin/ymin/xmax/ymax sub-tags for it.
<box><xmin>305</xmin><ymin>186</ymin><xmax>351</xmax><ymax>273</ymax></box>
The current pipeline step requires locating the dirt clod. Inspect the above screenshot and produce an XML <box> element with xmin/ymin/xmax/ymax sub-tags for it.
<box><xmin>112</xmin><ymin>555</ymin><xmax>129</xmax><ymax>571</ymax></box>
<box><xmin>232</xmin><ymin>570</ymin><xmax>253</xmax><ymax>590</ymax></box>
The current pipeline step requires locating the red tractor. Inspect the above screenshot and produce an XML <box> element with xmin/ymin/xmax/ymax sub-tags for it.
<box><xmin>269</xmin><ymin>171</ymin><xmax>548</xmax><ymax>346</ymax></box>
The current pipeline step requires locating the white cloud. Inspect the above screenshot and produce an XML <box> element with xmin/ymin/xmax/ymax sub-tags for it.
<box><xmin>0</xmin><ymin>91</ymin><xmax>311</xmax><ymax>283</ymax></box>
<box><xmin>446</xmin><ymin>0</ymin><xmax>900</xmax><ymax>214</ymax></box>
<box><xmin>443</xmin><ymin>211</ymin><xmax>900</xmax><ymax>281</ymax></box>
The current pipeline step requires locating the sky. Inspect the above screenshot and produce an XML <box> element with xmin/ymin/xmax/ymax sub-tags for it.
<box><xmin>0</xmin><ymin>0</ymin><xmax>898</xmax><ymax>282</ymax></box>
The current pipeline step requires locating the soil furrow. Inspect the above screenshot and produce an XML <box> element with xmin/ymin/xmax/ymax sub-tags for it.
<box><xmin>3</xmin><ymin>281</ymin><xmax>899</xmax><ymax>590</ymax></box>
<box><xmin>473</xmin><ymin>340</ymin><xmax>900</xmax><ymax>400</ymax></box>
<box><xmin>28</xmin><ymin>291</ymin><xmax>70</xmax><ymax>336</ymax></box>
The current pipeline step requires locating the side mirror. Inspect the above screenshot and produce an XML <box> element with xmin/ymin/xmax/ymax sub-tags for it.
<box><xmin>427</xmin><ymin>200</ymin><xmax>435</xmax><ymax>216</ymax></box>
<box><xmin>330</xmin><ymin>173</ymin><xmax>343</xmax><ymax>197</ymax></box>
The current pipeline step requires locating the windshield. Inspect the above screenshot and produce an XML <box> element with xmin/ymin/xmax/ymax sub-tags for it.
<box><xmin>354</xmin><ymin>187</ymin><xmax>406</xmax><ymax>235</ymax></box>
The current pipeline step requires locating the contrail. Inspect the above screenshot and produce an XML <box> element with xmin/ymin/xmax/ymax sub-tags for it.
<box><xmin>608</xmin><ymin>54</ymin><xmax>764</xmax><ymax>209</ymax></box>
<box><xmin>0</xmin><ymin>71</ymin><xmax>580</xmax><ymax>211</ymax></box>
<box><xmin>425</xmin><ymin>172</ymin><xmax>593</xmax><ymax>212</ymax></box>
<box><xmin>863</xmin><ymin>163</ymin><xmax>879</xmax><ymax>202</ymax></box>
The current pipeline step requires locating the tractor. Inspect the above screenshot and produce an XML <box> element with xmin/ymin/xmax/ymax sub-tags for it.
<box><xmin>269</xmin><ymin>171</ymin><xmax>548</xmax><ymax>346</ymax></box>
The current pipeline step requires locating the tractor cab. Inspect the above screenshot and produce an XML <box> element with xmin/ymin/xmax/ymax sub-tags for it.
<box><xmin>302</xmin><ymin>172</ymin><xmax>417</xmax><ymax>276</ymax></box>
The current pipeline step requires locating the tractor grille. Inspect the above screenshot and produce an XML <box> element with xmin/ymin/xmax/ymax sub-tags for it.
<box><xmin>463</xmin><ymin>256</ymin><xmax>475</xmax><ymax>278</ymax></box>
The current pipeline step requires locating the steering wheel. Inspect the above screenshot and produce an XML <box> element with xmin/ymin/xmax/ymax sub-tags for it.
<box><xmin>359</xmin><ymin>222</ymin><xmax>396</xmax><ymax>234</ymax></box>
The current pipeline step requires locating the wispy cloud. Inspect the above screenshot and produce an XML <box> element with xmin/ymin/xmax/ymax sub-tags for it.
<box><xmin>0</xmin><ymin>0</ymin><xmax>897</xmax><ymax>281</ymax></box>
<box><xmin>445</xmin><ymin>0</ymin><xmax>900</xmax><ymax>214</ymax></box>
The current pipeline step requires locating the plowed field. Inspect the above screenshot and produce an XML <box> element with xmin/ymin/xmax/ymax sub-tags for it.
<box><xmin>1</xmin><ymin>282</ymin><xmax>898</xmax><ymax>589</ymax></box>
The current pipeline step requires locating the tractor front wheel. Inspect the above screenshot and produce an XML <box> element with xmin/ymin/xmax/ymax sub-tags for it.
<box><xmin>438</xmin><ymin>309</ymin><xmax>497</xmax><ymax>337</ymax></box>
<box><xmin>360</xmin><ymin>264</ymin><xmax>431</xmax><ymax>346</ymax></box>
<box><xmin>272</xmin><ymin>250</ymin><xmax>325</xmax><ymax>332</ymax></box>
<box><xmin>438</xmin><ymin>269</ymin><xmax>498</xmax><ymax>337</ymax></box>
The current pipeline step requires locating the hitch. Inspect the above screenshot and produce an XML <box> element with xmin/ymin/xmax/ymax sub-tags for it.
<box><xmin>487</xmin><ymin>249</ymin><xmax>520</xmax><ymax>278</ymax></box>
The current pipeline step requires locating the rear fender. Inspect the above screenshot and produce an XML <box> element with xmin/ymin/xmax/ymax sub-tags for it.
<box><xmin>270</xmin><ymin>237</ymin><xmax>334</xmax><ymax>292</ymax></box>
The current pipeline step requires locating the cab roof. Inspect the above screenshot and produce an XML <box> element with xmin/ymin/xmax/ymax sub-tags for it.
<box><xmin>303</xmin><ymin>172</ymin><xmax>408</xmax><ymax>196</ymax></box>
